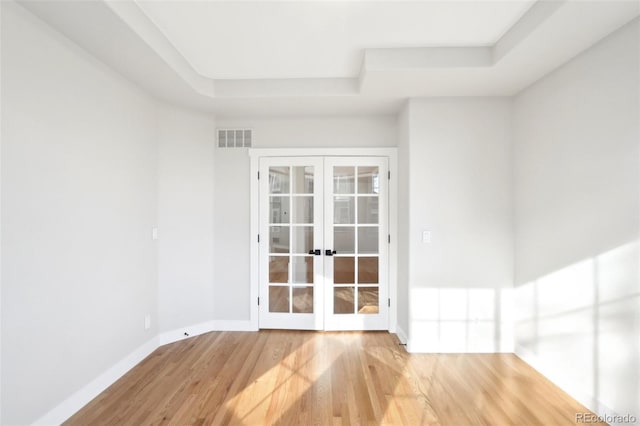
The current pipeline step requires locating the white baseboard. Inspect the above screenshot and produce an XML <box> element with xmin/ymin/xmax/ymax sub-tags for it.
<box><xmin>33</xmin><ymin>320</ymin><xmax>256</xmax><ymax>425</ymax></box>
<box><xmin>406</xmin><ymin>332</ymin><xmax>514</xmax><ymax>354</ymax></box>
<box><xmin>406</xmin><ymin>341</ymin><xmax>420</xmax><ymax>353</ymax></box>
<box><xmin>395</xmin><ymin>325</ymin><xmax>409</xmax><ymax>345</ymax></box>
<box><xmin>158</xmin><ymin>320</ymin><xmax>218</xmax><ymax>346</ymax></box>
<box><xmin>32</xmin><ymin>337</ymin><xmax>159</xmax><ymax>426</ymax></box>
<box><xmin>158</xmin><ymin>319</ymin><xmax>256</xmax><ymax>346</ymax></box>
<box><xmin>405</xmin><ymin>342</ymin><xmax>512</xmax><ymax>354</ymax></box>
<box><xmin>210</xmin><ymin>319</ymin><xmax>256</xmax><ymax>332</ymax></box>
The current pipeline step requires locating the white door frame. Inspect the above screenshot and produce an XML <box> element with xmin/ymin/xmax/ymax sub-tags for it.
<box><xmin>248</xmin><ymin>148</ymin><xmax>398</xmax><ymax>333</ymax></box>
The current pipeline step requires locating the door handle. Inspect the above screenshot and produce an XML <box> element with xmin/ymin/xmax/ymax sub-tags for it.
<box><xmin>325</xmin><ymin>250</ymin><xmax>337</xmax><ymax>256</ymax></box>
<box><xmin>308</xmin><ymin>249</ymin><xmax>321</xmax><ymax>255</ymax></box>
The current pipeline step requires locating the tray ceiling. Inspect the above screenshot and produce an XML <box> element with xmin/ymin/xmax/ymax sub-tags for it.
<box><xmin>15</xmin><ymin>0</ymin><xmax>640</xmax><ymax>116</ymax></box>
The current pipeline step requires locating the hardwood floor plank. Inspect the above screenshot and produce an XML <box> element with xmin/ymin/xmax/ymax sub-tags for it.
<box><xmin>65</xmin><ymin>331</ymin><xmax>605</xmax><ymax>426</ymax></box>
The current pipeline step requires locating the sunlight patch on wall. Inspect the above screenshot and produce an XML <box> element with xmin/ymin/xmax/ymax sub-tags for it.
<box><xmin>514</xmin><ymin>241</ymin><xmax>640</xmax><ymax>419</ymax></box>
<box><xmin>409</xmin><ymin>287</ymin><xmax>513</xmax><ymax>353</ymax></box>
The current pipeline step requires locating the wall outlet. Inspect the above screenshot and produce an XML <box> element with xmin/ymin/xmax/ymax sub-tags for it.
<box><xmin>422</xmin><ymin>230</ymin><xmax>432</xmax><ymax>243</ymax></box>
<box><xmin>152</xmin><ymin>227</ymin><xmax>158</xmax><ymax>240</ymax></box>
<box><xmin>144</xmin><ymin>314</ymin><xmax>151</xmax><ymax>330</ymax></box>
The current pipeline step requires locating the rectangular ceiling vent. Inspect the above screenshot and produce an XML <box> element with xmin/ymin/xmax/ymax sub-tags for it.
<box><xmin>218</xmin><ymin>129</ymin><xmax>252</xmax><ymax>148</ymax></box>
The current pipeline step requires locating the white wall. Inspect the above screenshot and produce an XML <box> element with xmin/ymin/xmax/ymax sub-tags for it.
<box><xmin>214</xmin><ymin>116</ymin><xmax>397</xmax><ymax>321</ymax></box>
<box><xmin>157</xmin><ymin>104</ymin><xmax>216</xmax><ymax>334</ymax></box>
<box><xmin>0</xmin><ymin>2</ymin><xmax>4</xmax><ymax>421</ymax></box>
<box><xmin>1</xmin><ymin>3</ymin><xmax>158</xmax><ymax>424</ymax></box>
<box><xmin>513</xmin><ymin>18</ymin><xmax>640</xmax><ymax>420</ymax></box>
<box><xmin>403</xmin><ymin>98</ymin><xmax>514</xmax><ymax>353</ymax></box>
<box><xmin>218</xmin><ymin>116</ymin><xmax>398</xmax><ymax>149</ymax></box>
<box><xmin>396</xmin><ymin>104</ymin><xmax>411</xmax><ymax>342</ymax></box>
<box><xmin>213</xmin><ymin>147</ymin><xmax>251</xmax><ymax>321</ymax></box>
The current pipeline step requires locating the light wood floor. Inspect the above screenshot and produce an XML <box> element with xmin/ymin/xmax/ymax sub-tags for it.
<box><xmin>65</xmin><ymin>331</ymin><xmax>604</xmax><ymax>425</ymax></box>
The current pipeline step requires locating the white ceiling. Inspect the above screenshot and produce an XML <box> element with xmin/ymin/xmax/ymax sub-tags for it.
<box><xmin>17</xmin><ymin>0</ymin><xmax>640</xmax><ymax>116</ymax></box>
<box><xmin>135</xmin><ymin>1</ymin><xmax>535</xmax><ymax>79</ymax></box>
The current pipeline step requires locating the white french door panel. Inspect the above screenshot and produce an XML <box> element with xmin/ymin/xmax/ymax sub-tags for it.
<box><xmin>258</xmin><ymin>157</ymin><xmax>324</xmax><ymax>330</ymax></box>
<box><xmin>323</xmin><ymin>157</ymin><xmax>389</xmax><ymax>331</ymax></box>
<box><xmin>258</xmin><ymin>156</ymin><xmax>389</xmax><ymax>331</ymax></box>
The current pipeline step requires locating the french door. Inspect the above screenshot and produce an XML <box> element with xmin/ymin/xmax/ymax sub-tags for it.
<box><xmin>258</xmin><ymin>156</ymin><xmax>388</xmax><ymax>331</ymax></box>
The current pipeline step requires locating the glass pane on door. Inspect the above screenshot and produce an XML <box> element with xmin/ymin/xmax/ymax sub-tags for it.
<box><xmin>358</xmin><ymin>227</ymin><xmax>378</xmax><ymax>254</ymax></box>
<box><xmin>270</xmin><ymin>166</ymin><xmax>290</xmax><ymax>194</ymax></box>
<box><xmin>358</xmin><ymin>257</ymin><xmax>378</xmax><ymax>284</ymax></box>
<box><xmin>334</xmin><ymin>196</ymin><xmax>355</xmax><ymax>224</ymax></box>
<box><xmin>357</xmin><ymin>166</ymin><xmax>380</xmax><ymax>194</ymax></box>
<box><xmin>262</xmin><ymin>161</ymin><xmax>320</xmax><ymax>324</ymax></box>
<box><xmin>292</xmin><ymin>287</ymin><xmax>313</xmax><ymax>313</ymax></box>
<box><xmin>291</xmin><ymin>227</ymin><xmax>313</xmax><ymax>254</ymax></box>
<box><xmin>333</xmin><ymin>167</ymin><xmax>355</xmax><ymax>193</ymax></box>
<box><xmin>269</xmin><ymin>226</ymin><xmax>289</xmax><ymax>253</ymax></box>
<box><xmin>334</xmin><ymin>287</ymin><xmax>355</xmax><ymax>314</ymax></box>
<box><xmin>269</xmin><ymin>256</ymin><xmax>289</xmax><ymax>283</ymax></box>
<box><xmin>291</xmin><ymin>196</ymin><xmax>313</xmax><ymax>224</ymax></box>
<box><xmin>334</xmin><ymin>227</ymin><xmax>355</xmax><ymax>253</ymax></box>
<box><xmin>357</xmin><ymin>197</ymin><xmax>378</xmax><ymax>223</ymax></box>
<box><xmin>268</xmin><ymin>165</ymin><xmax>311</xmax><ymax>313</ymax></box>
<box><xmin>330</xmin><ymin>163</ymin><xmax>383</xmax><ymax>319</ymax></box>
<box><xmin>269</xmin><ymin>286</ymin><xmax>289</xmax><ymax>313</ymax></box>
<box><xmin>270</xmin><ymin>197</ymin><xmax>290</xmax><ymax>223</ymax></box>
<box><xmin>334</xmin><ymin>257</ymin><xmax>355</xmax><ymax>284</ymax></box>
<box><xmin>358</xmin><ymin>287</ymin><xmax>379</xmax><ymax>313</ymax></box>
<box><xmin>291</xmin><ymin>257</ymin><xmax>313</xmax><ymax>283</ymax></box>
<box><xmin>292</xmin><ymin>166</ymin><xmax>314</xmax><ymax>193</ymax></box>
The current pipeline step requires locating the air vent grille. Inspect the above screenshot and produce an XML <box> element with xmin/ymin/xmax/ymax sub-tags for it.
<box><xmin>218</xmin><ymin>129</ymin><xmax>252</xmax><ymax>148</ymax></box>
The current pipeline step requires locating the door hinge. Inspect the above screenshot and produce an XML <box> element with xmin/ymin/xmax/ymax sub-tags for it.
<box><xmin>388</xmin><ymin>234</ymin><xmax>391</xmax><ymax>244</ymax></box>
<box><xmin>258</xmin><ymin>297</ymin><xmax>260</xmax><ymax>306</ymax></box>
<box><xmin>258</xmin><ymin>171</ymin><xmax>260</xmax><ymax>180</ymax></box>
<box><xmin>388</xmin><ymin>298</ymin><xmax>391</xmax><ymax>307</ymax></box>
<box><xmin>388</xmin><ymin>171</ymin><xmax>391</xmax><ymax>180</ymax></box>
<box><xmin>257</xmin><ymin>234</ymin><xmax>260</xmax><ymax>243</ymax></box>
